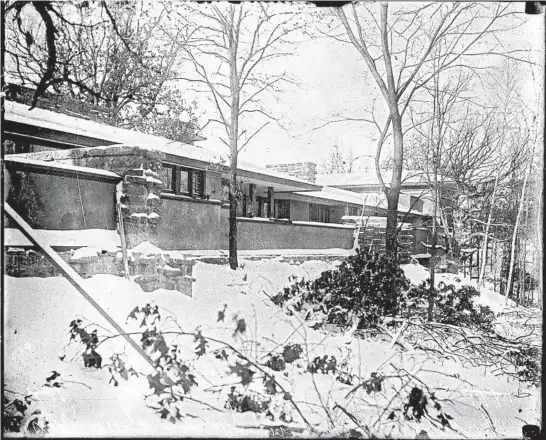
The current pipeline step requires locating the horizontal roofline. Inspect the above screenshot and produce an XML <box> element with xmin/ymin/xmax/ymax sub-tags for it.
<box><xmin>3</xmin><ymin>156</ymin><xmax>122</xmax><ymax>182</ymax></box>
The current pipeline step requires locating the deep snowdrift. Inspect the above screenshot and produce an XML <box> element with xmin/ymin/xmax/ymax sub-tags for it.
<box><xmin>4</xmin><ymin>259</ymin><xmax>541</xmax><ymax>437</ymax></box>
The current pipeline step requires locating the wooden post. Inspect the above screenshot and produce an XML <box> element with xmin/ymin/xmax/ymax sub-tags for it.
<box><xmin>4</xmin><ymin>202</ymin><xmax>156</xmax><ymax>372</ymax></box>
<box><xmin>267</xmin><ymin>186</ymin><xmax>274</xmax><ymax>218</ymax></box>
<box><xmin>117</xmin><ymin>203</ymin><xmax>130</xmax><ymax>279</ymax></box>
<box><xmin>248</xmin><ymin>183</ymin><xmax>255</xmax><ymax>218</ymax></box>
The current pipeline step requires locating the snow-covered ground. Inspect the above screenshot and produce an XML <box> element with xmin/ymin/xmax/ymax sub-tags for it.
<box><xmin>4</xmin><ymin>259</ymin><xmax>541</xmax><ymax>437</ymax></box>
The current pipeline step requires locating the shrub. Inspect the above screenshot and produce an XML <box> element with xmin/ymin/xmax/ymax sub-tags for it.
<box><xmin>3</xmin><ymin>390</ymin><xmax>49</xmax><ymax>435</ymax></box>
<box><xmin>404</xmin><ymin>281</ymin><xmax>495</xmax><ymax>331</ymax></box>
<box><xmin>508</xmin><ymin>346</ymin><xmax>541</xmax><ymax>386</ymax></box>
<box><xmin>271</xmin><ymin>249</ymin><xmax>410</xmax><ymax>329</ymax></box>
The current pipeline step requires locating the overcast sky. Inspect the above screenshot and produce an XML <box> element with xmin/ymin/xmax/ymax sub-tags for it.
<box><xmin>190</xmin><ymin>3</ymin><xmax>544</xmax><ymax>170</ymax></box>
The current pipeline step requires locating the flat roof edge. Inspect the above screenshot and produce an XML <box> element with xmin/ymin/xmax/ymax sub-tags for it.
<box><xmin>3</xmin><ymin>156</ymin><xmax>122</xmax><ymax>182</ymax></box>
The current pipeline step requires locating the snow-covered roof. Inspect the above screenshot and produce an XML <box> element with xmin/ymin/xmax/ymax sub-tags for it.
<box><xmin>294</xmin><ymin>186</ymin><xmax>366</xmax><ymax>205</ymax></box>
<box><xmin>355</xmin><ymin>192</ymin><xmax>428</xmax><ymax>217</ymax></box>
<box><xmin>5</xmin><ymin>101</ymin><xmax>220</xmax><ymax>164</ymax></box>
<box><xmin>316</xmin><ymin>170</ymin><xmax>453</xmax><ymax>188</ymax></box>
<box><xmin>5</xmin><ymin>101</ymin><xmax>320</xmax><ymax>190</ymax></box>
<box><xmin>236</xmin><ymin>159</ymin><xmax>322</xmax><ymax>190</ymax></box>
<box><xmin>3</xmin><ymin>156</ymin><xmax>121</xmax><ymax>181</ymax></box>
<box><xmin>291</xmin><ymin>186</ymin><xmax>428</xmax><ymax>216</ymax></box>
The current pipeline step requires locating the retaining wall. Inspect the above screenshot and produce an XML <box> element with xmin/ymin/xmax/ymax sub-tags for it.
<box><xmin>4</xmin><ymin>246</ymin><xmax>195</xmax><ymax>297</ymax></box>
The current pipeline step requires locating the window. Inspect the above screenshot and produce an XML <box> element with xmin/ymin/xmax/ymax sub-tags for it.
<box><xmin>410</xmin><ymin>196</ymin><xmax>424</xmax><ymax>212</ymax></box>
<box><xmin>191</xmin><ymin>170</ymin><xmax>204</xmax><ymax>197</ymax></box>
<box><xmin>179</xmin><ymin>169</ymin><xmax>190</xmax><ymax>195</ymax></box>
<box><xmin>160</xmin><ymin>165</ymin><xmax>175</xmax><ymax>192</ymax></box>
<box><xmin>257</xmin><ymin>196</ymin><xmax>269</xmax><ymax>218</ymax></box>
<box><xmin>348</xmin><ymin>206</ymin><xmax>360</xmax><ymax>216</ymax></box>
<box><xmin>275</xmin><ymin>199</ymin><xmax>290</xmax><ymax>220</ymax></box>
<box><xmin>161</xmin><ymin>163</ymin><xmax>205</xmax><ymax>198</ymax></box>
<box><xmin>309</xmin><ymin>203</ymin><xmax>330</xmax><ymax>223</ymax></box>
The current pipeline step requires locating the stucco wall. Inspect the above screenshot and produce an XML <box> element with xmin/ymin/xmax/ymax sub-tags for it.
<box><xmin>4</xmin><ymin>169</ymin><xmax>117</xmax><ymax>230</ymax></box>
<box><xmin>236</xmin><ymin>218</ymin><xmax>355</xmax><ymax>250</ymax></box>
<box><xmin>156</xmin><ymin>195</ymin><xmax>226</xmax><ymax>250</ymax></box>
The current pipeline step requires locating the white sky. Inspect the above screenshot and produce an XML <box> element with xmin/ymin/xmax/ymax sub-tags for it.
<box><xmin>188</xmin><ymin>3</ymin><xmax>544</xmax><ymax>169</ymax></box>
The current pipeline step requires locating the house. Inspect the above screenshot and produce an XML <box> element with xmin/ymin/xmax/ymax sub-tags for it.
<box><xmin>315</xmin><ymin>170</ymin><xmax>457</xmax><ymax>257</ymax></box>
<box><xmin>3</xmin><ymin>88</ymin><xmax>448</xmax><ymax>257</ymax></box>
<box><xmin>3</xmin><ymin>94</ymin><xmax>362</xmax><ymax>251</ymax></box>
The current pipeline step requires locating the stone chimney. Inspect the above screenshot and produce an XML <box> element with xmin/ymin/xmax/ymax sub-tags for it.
<box><xmin>266</xmin><ymin>162</ymin><xmax>317</xmax><ymax>183</ymax></box>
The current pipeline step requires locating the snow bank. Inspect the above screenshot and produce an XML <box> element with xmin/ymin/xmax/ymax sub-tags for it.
<box><xmin>129</xmin><ymin>241</ymin><xmax>164</xmax><ymax>255</ymax></box>
<box><xmin>70</xmin><ymin>247</ymin><xmax>99</xmax><ymax>262</ymax></box>
<box><xmin>401</xmin><ymin>263</ymin><xmax>430</xmax><ymax>285</ymax></box>
<box><xmin>402</xmin><ymin>263</ymin><xmax>516</xmax><ymax>314</ymax></box>
<box><xmin>4</xmin><ymin>257</ymin><xmax>540</xmax><ymax>437</ymax></box>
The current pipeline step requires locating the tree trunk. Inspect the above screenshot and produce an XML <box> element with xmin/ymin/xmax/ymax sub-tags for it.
<box><xmin>386</xmin><ymin>116</ymin><xmax>404</xmax><ymax>260</ymax></box>
<box><xmin>228</xmin><ymin>22</ymin><xmax>240</xmax><ymax>271</ymax></box>
<box><xmin>506</xmin><ymin>166</ymin><xmax>530</xmax><ymax>304</ymax></box>
<box><xmin>427</xmin><ymin>152</ymin><xmax>439</xmax><ymax>322</ymax></box>
<box><xmin>385</xmin><ymin>194</ymin><xmax>399</xmax><ymax>259</ymax></box>
<box><xmin>537</xmin><ymin>183</ymin><xmax>543</xmax><ymax>309</ymax></box>
<box><xmin>228</xmin><ymin>181</ymin><xmax>238</xmax><ymax>270</ymax></box>
<box><xmin>479</xmin><ymin>168</ymin><xmax>500</xmax><ymax>287</ymax></box>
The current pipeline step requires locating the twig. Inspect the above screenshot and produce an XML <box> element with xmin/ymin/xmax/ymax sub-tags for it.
<box><xmin>333</xmin><ymin>403</ymin><xmax>373</xmax><ymax>437</ymax></box>
<box><xmin>480</xmin><ymin>403</ymin><xmax>498</xmax><ymax>435</ymax></box>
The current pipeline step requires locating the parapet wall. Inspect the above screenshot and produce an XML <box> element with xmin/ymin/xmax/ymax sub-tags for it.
<box><xmin>13</xmin><ymin>146</ymin><xmax>166</xmax><ymax>248</ymax></box>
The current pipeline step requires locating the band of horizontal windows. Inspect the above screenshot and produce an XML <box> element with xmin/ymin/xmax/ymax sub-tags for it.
<box><xmin>160</xmin><ymin>163</ymin><xmax>205</xmax><ymax>198</ymax></box>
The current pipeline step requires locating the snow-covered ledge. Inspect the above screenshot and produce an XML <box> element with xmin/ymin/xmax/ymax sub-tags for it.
<box><xmin>237</xmin><ymin>216</ymin><xmax>355</xmax><ymax>229</ymax></box>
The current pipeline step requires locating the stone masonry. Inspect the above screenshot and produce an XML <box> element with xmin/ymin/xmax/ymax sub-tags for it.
<box><xmin>266</xmin><ymin>162</ymin><xmax>317</xmax><ymax>183</ymax></box>
<box><xmin>4</xmin><ymin>246</ymin><xmax>195</xmax><ymax>297</ymax></box>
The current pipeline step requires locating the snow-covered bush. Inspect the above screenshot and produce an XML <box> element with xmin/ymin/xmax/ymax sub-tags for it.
<box><xmin>404</xmin><ymin>281</ymin><xmax>495</xmax><ymax>331</ymax></box>
<box><xmin>271</xmin><ymin>249</ymin><xmax>410</xmax><ymax>329</ymax></box>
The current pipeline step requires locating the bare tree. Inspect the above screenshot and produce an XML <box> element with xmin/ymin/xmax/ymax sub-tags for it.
<box><xmin>478</xmin><ymin>167</ymin><xmax>500</xmax><ymax>287</ymax></box>
<box><xmin>4</xmin><ymin>0</ymin><xmax>198</xmax><ymax>141</ymax></box>
<box><xmin>319</xmin><ymin>143</ymin><xmax>361</xmax><ymax>174</ymax></box>
<box><xmin>325</xmin><ymin>2</ymin><xmax>526</xmax><ymax>260</ymax></box>
<box><xmin>163</xmin><ymin>3</ymin><xmax>300</xmax><ymax>269</ymax></box>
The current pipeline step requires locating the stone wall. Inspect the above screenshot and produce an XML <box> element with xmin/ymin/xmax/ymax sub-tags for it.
<box><xmin>266</xmin><ymin>162</ymin><xmax>317</xmax><ymax>183</ymax></box>
<box><xmin>4</xmin><ymin>246</ymin><xmax>195</xmax><ymax>297</ymax></box>
<box><xmin>357</xmin><ymin>226</ymin><xmax>415</xmax><ymax>263</ymax></box>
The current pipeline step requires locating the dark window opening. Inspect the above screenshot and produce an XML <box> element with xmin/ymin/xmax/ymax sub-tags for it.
<box><xmin>410</xmin><ymin>196</ymin><xmax>424</xmax><ymax>212</ymax></box>
<box><xmin>160</xmin><ymin>165</ymin><xmax>175</xmax><ymax>192</ymax></box>
<box><xmin>191</xmin><ymin>170</ymin><xmax>204</xmax><ymax>197</ymax></box>
<box><xmin>161</xmin><ymin>164</ymin><xmax>205</xmax><ymax>198</ymax></box>
<box><xmin>275</xmin><ymin>199</ymin><xmax>290</xmax><ymax>220</ymax></box>
<box><xmin>309</xmin><ymin>203</ymin><xmax>330</xmax><ymax>223</ymax></box>
<box><xmin>348</xmin><ymin>206</ymin><xmax>360</xmax><ymax>216</ymax></box>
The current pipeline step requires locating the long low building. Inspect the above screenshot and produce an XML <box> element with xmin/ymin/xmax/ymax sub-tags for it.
<box><xmin>3</xmin><ymin>91</ymin><xmax>439</xmax><ymax>254</ymax></box>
